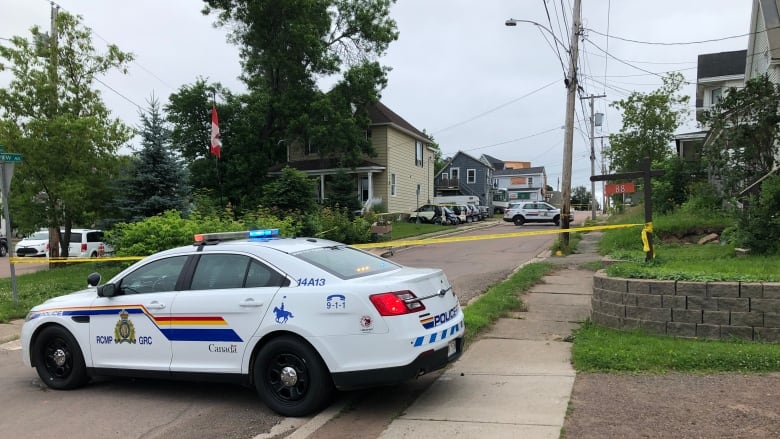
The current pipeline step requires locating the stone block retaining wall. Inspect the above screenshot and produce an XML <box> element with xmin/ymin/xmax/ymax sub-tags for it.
<box><xmin>592</xmin><ymin>271</ymin><xmax>780</xmax><ymax>342</ymax></box>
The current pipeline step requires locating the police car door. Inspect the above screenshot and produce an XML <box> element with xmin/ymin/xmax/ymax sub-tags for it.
<box><xmin>90</xmin><ymin>255</ymin><xmax>188</xmax><ymax>370</ymax></box>
<box><xmin>169</xmin><ymin>253</ymin><xmax>287</xmax><ymax>374</ymax></box>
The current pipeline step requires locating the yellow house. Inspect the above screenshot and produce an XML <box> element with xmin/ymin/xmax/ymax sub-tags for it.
<box><xmin>271</xmin><ymin>102</ymin><xmax>435</xmax><ymax>214</ymax></box>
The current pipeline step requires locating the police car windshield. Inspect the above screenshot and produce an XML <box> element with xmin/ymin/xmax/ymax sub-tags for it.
<box><xmin>292</xmin><ymin>245</ymin><xmax>399</xmax><ymax>279</ymax></box>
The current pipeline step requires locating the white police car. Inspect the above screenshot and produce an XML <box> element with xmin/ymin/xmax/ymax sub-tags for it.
<box><xmin>21</xmin><ymin>229</ymin><xmax>465</xmax><ymax>417</ymax></box>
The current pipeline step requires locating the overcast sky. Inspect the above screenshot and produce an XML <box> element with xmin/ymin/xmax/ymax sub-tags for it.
<box><xmin>1</xmin><ymin>0</ymin><xmax>753</xmax><ymax>196</ymax></box>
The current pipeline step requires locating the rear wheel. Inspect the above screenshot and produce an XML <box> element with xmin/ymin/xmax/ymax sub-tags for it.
<box><xmin>553</xmin><ymin>215</ymin><xmax>560</xmax><ymax>226</ymax></box>
<box><xmin>0</xmin><ymin>243</ymin><xmax>6</xmax><ymax>257</ymax></box>
<box><xmin>513</xmin><ymin>216</ymin><xmax>525</xmax><ymax>226</ymax></box>
<box><xmin>253</xmin><ymin>336</ymin><xmax>334</xmax><ymax>417</ymax></box>
<box><xmin>33</xmin><ymin>326</ymin><xmax>89</xmax><ymax>390</ymax></box>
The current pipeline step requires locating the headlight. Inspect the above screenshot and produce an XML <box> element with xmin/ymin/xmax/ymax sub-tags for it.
<box><xmin>24</xmin><ymin>311</ymin><xmax>34</xmax><ymax>322</ymax></box>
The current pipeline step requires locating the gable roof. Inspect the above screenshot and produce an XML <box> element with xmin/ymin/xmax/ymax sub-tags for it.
<box><xmin>480</xmin><ymin>154</ymin><xmax>504</xmax><ymax>169</ymax></box>
<box><xmin>697</xmin><ymin>50</ymin><xmax>747</xmax><ymax>79</ymax></box>
<box><xmin>367</xmin><ymin>101</ymin><xmax>431</xmax><ymax>143</ymax></box>
<box><xmin>448</xmin><ymin>151</ymin><xmax>485</xmax><ymax>167</ymax></box>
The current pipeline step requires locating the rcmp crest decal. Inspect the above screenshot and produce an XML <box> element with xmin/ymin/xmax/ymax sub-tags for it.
<box><xmin>114</xmin><ymin>309</ymin><xmax>137</xmax><ymax>344</ymax></box>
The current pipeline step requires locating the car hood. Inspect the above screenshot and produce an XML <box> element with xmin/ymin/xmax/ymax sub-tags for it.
<box><xmin>35</xmin><ymin>289</ymin><xmax>96</xmax><ymax>308</ymax></box>
<box><xmin>15</xmin><ymin>239</ymin><xmax>47</xmax><ymax>248</ymax></box>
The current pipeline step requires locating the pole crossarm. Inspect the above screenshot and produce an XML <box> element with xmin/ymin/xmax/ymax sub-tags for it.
<box><xmin>590</xmin><ymin>170</ymin><xmax>664</xmax><ymax>182</ymax></box>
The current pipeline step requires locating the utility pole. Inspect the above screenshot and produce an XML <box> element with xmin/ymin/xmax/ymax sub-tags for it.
<box><xmin>560</xmin><ymin>0</ymin><xmax>581</xmax><ymax>249</ymax></box>
<box><xmin>48</xmin><ymin>2</ymin><xmax>61</xmax><ymax>264</ymax></box>
<box><xmin>581</xmin><ymin>94</ymin><xmax>605</xmax><ymax>221</ymax></box>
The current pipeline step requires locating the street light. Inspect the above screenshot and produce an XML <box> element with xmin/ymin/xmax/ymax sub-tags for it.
<box><xmin>504</xmin><ymin>19</ymin><xmax>569</xmax><ymax>50</ymax></box>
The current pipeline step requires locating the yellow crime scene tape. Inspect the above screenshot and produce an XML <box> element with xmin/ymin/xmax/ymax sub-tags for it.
<box><xmin>352</xmin><ymin>223</ymin><xmax>644</xmax><ymax>250</ymax></box>
<box><xmin>7</xmin><ymin>223</ymin><xmax>644</xmax><ymax>263</ymax></box>
<box><xmin>9</xmin><ymin>256</ymin><xmax>144</xmax><ymax>264</ymax></box>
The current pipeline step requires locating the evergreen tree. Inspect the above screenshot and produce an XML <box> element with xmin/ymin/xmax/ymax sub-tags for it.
<box><xmin>116</xmin><ymin>97</ymin><xmax>189</xmax><ymax>221</ymax></box>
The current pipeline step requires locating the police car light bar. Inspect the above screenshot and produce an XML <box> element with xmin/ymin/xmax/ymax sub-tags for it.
<box><xmin>194</xmin><ymin>229</ymin><xmax>280</xmax><ymax>243</ymax></box>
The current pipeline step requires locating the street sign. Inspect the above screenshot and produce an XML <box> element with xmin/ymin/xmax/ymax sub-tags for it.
<box><xmin>605</xmin><ymin>182</ymin><xmax>635</xmax><ymax>196</ymax></box>
<box><xmin>0</xmin><ymin>153</ymin><xmax>23</xmax><ymax>163</ymax></box>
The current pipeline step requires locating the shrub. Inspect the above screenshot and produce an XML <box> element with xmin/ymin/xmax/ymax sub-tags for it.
<box><xmin>735</xmin><ymin>175</ymin><xmax>780</xmax><ymax>255</ymax></box>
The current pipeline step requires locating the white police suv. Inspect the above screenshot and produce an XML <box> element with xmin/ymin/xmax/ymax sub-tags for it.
<box><xmin>21</xmin><ymin>230</ymin><xmax>465</xmax><ymax>417</ymax></box>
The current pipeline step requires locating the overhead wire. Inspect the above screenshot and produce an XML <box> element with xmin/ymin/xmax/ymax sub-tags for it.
<box><xmin>447</xmin><ymin>125</ymin><xmax>563</xmax><ymax>154</ymax></box>
<box><xmin>586</xmin><ymin>25</ymin><xmax>778</xmax><ymax>46</ymax></box>
<box><xmin>542</xmin><ymin>0</ymin><xmax>568</xmax><ymax>77</ymax></box>
<box><xmin>432</xmin><ymin>79</ymin><xmax>559</xmax><ymax>135</ymax></box>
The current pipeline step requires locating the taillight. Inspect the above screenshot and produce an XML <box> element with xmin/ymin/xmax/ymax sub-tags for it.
<box><xmin>370</xmin><ymin>291</ymin><xmax>426</xmax><ymax>316</ymax></box>
<box><xmin>81</xmin><ymin>243</ymin><xmax>87</xmax><ymax>252</ymax></box>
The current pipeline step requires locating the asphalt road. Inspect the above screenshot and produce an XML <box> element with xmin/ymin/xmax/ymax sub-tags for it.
<box><xmin>0</xmin><ymin>216</ymin><xmax>579</xmax><ymax>438</ymax></box>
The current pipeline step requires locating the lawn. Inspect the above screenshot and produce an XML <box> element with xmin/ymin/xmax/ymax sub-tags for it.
<box><xmin>572</xmin><ymin>206</ymin><xmax>780</xmax><ymax>373</ymax></box>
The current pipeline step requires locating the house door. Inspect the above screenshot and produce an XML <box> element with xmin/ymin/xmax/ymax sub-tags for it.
<box><xmin>359</xmin><ymin>176</ymin><xmax>369</xmax><ymax>203</ymax></box>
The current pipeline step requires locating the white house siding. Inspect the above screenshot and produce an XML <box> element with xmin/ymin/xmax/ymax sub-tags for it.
<box><xmin>385</xmin><ymin>128</ymin><xmax>430</xmax><ymax>213</ymax></box>
<box><xmin>747</xmin><ymin>0</ymin><xmax>780</xmax><ymax>82</ymax></box>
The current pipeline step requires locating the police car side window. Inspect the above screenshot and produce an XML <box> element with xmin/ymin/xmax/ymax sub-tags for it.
<box><xmin>120</xmin><ymin>256</ymin><xmax>189</xmax><ymax>294</ymax></box>
<box><xmin>245</xmin><ymin>260</ymin><xmax>287</xmax><ymax>288</ymax></box>
<box><xmin>190</xmin><ymin>254</ymin><xmax>249</xmax><ymax>290</ymax></box>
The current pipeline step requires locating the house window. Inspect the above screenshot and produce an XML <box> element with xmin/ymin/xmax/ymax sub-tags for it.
<box><xmin>450</xmin><ymin>168</ymin><xmax>460</xmax><ymax>181</ymax></box>
<box><xmin>441</xmin><ymin>172</ymin><xmax>449</xmax><ymax>181</ymax></box>
<box><xmin>527</xmin><ymin>177</ymin><xmax>534</xmax><ymax>185</ymax></box>
<box><xmin>467</xmin><ymin>169</ymin><xmax>476</xmax><ymax>184</ymax></box>
<box><xmin>390</xmin><ymin>173</ymin><xmax>397</xmax><ymax>196</ymax></box>
<box><xmin>493</xmin><ymin>178</ymin><xmax>499</xmax><ymax>188</ymax></box>
<box><xmin>415</xmin><ymin>141</ymin><xmax>423</xmax><ymax>167</ymax></box>
<box><xmin>711</xmin><ymin>88</ymin><xmax>723</xmax><ymax>106</ymax></box>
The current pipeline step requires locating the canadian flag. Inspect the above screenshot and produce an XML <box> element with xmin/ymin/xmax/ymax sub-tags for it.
<box><xmin>210</xmin><ymin>105</ymin><xmax>222</xmax><ymax>159</ymax></box>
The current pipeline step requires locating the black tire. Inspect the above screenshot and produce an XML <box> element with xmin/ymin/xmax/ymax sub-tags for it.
<box><xmin>253</xmin><ymin>336</ymin><xmax>334</xmax><ymax>417</ymax></box>
<box><xmin>0</xmin><ymin>243</ymin><xmax>6</xmax><ymax>257</ymax></box>
<box><xmin>33</xmin><ymin>326</ymin><xmax>89</xmax><ymax>390</ymax></box>
<box><xmin>513</xmin><ymin>216</ymin><xmax>525</xmax><ymax>226</ymax></box>
<box><xmin>553</xmin><ymin>215</ymin><xmax>560</xmax><ymax>226</ymax></box>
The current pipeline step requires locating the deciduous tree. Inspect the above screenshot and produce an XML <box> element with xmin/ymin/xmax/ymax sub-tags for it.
<box><xmin>700</xmin><ymin>74</ymin><xmax>780</xmax><ymax>194</ymax></box>
<box><xmin>0</xmin><ymin>11</ymin><xmax>133</xmax><ymax>255</ymax></box>
<box><xmin>607</xmin><ymin>73</ymin><xmax>689</xmax><ymax>172</ymax></box>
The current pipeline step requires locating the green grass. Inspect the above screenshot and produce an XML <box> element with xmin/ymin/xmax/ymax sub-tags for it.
<box><xmin>0</xmin><ymin>262</ymin><xmax>129</xmax><ymax>323</ymax></box>
<box><xmin>606</xmin><ymin>243</ymin><xmax>780</xmax><ymax>281</ymax></box>
<box><xmin>385</xmin><ymin>220</ymin><xmax>450</xmax><ymax>240</ymax></box>
<box><xmin>462</xmin><ymin>262</ymin><xmax>554</xmax><ymax>345</ymax></box>
<box><xmin>572</xmin><ymin>321</ymin><xmax>780</xmax><ymax>373</ymax></box>
<box><xmin>600</xmin><ymin>207</ymin><xmax>780</xmax><ymax>281</ymax></box>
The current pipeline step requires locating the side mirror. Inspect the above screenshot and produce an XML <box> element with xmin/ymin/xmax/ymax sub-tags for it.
<box><xmin>87</xmin><ymin>272</ymin><xmax>101</xmax><ymax>287</ymax></box>
<box><xmin>97</xmin><ymin>283</ymin><xmax>117</xmax><ymax>298</ymax></box>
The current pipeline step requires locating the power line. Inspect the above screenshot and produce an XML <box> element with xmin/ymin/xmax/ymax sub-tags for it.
<box><xmin>432</xmin><ymin>79</ymin><xmax>559</xmax><ymax>135</ymax></box>
<box><xmin>586</xmin><ymin>25</ymin><xmax>773</xmax><ymax>46</ymax></box>
<box><xmin>444</xmin><ymin>125</ymin><xmax>562</xmax><ymax>155</ymax></box>
<box><xmin>585</xmin><ymin>37</ymin><xmax>693</xmax><ymax>84</ymax></box>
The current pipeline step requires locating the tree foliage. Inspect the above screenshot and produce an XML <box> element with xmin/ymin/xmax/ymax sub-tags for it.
<box><xmin>607</xmin><ymin>73</ymin><xmax>689</xmax><ymax>172</ymax></box>
<box><xmin>195</xmin><ymin>0</ymin><xmax>399</xmax><ymax>207</ymax></box>
<box><xmin>700</xmin><ymin>74</ymin><xmax>780</xmax><ymax>194</ymax></box>
<box><xmin>734</xmin><ymin>175</ymin><xmax>780</xmax><ymax>255</ymax></box>
<box><xmin>113</xmin><ymin>97</ymin><xmax>190</xmax><ymax>222</ymax></box>
<box><xmin>571</xmin><ymin>185</ymin><xmax>591</xmax><ymax>207</ymax></box>
<box><xmin>0</xmin><ymin>11</ymin><xmax>133</xmax><ymax>254</ymax></box>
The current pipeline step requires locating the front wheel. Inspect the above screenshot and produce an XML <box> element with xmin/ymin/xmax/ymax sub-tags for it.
<box><xmin>33</xmin><ymin>326</ymin><xmax>89</xmax><ymax>390</ymax></box>
<box><xmin>0</xmin><ymin>243</ymin><xmax>6</xmax><ymax>257</ymax></box>
<box><xmin>513</xmin><ymin>216</ymin><xmax>525</xmax><ymax>226</ymax></box>
<box><xmin>253</xmin><ymin>336</ymin><xmax>334</xmax><ymax>417</ymax></box>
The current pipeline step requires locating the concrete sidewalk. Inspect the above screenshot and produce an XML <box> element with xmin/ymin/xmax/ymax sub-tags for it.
<box><xmin>378</xmin><ymin>232</ymin><xmax>601</xmax><ymax>438</ymax></box>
